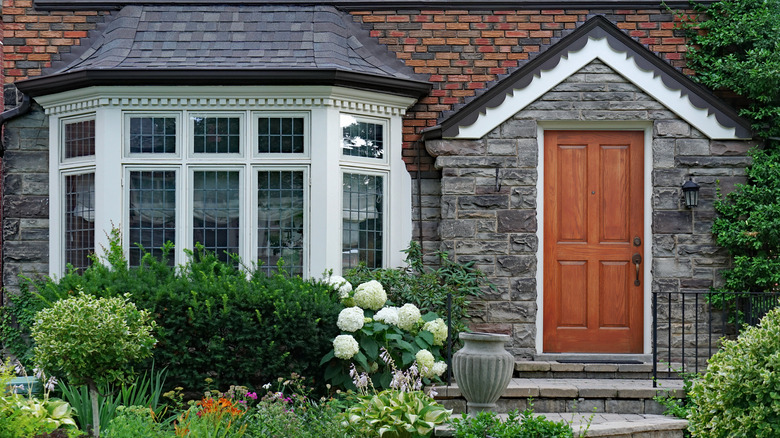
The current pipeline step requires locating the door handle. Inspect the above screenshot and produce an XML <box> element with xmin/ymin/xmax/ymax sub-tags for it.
<box><xmin>632</xmin><ymin>253</ymin><xmax>642</xmax><ymax>286</ymax></box>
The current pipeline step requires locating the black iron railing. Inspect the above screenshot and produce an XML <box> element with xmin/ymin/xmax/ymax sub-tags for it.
<box><xmin>652</xmin><ymin>290</ymin><xmax>780</xmax><ymax>385</ymax></box>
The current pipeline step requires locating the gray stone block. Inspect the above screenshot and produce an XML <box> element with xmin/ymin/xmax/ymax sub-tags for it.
<box><xmin>496</xmin><ymin>255</ymin><xmax>536</xmax><ymax>276</ymax></box>
<box><xmin>438</xmin><ymin>220</ymin><xmax>476</xmax><ymax>238</ymax></box>
<box><xmin>510</xmin><ymin>233</ymin><xmax>538</xmax><ymax>253</ymax></box>
<box><xmin>487</xmin><ymin>139</ymin><xmax>518</xmax><ymax>156</ymax></box>
<box><xmin>501</xmin><ymin>119</ymin><xmax>537</xmax><ymax>138</ymax></box>
<box><xmin>497</xmin><ymin>209</ymin><xmax>536</xmax><ymax>233</ymax></box>
<box><xmin>654</xmin><ymin>120</ymin><xmax>690</xmax><ymax>137</ymax></box>
<box><xmin>675</xmin><ymin>139</ymin><xmax>710</xmax><ymax>156</ymax></box>
<box><xmin>440</xmin><ymin>177</ymin><xmax>475</xmax><ymax>195</ymax></box>
<box><xmin>487</xmin><ymin>301</ymin><xmax>535</xmax><ymax>323</ymax></box>
<box><xmin>653</xmin><ymin>211</ymin><xmax>692</xmax><ymax>234</ymax></box>
<box><xmin>458</xmin><ymin>195</ymin><xmax>510</xmax><ymax>210</ymax></box>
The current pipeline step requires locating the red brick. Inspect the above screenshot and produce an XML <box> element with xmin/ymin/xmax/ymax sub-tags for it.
<box><xmin>530</xmin><ymin>15</ymin><xmax>554</xmax><ymax>22</ymax></box>
<box><xmin>505</xmin><ymin>30</ymin><xmax>529</xmax><ymax>38</ymax></box>
<box><xmin>361</xmin><ymin>16</ymin><xmax>385</xmax><ymax>22</ymax></box>
<box><xmin>387</xmin><ymin>15</ymin><xmax>410</xmax><ymax>22</ymax></box>
<box><xmin>530</xmin><ymin>30</ymin><xmax>552</xmax><ymax>38</ymax></box>
<box><xmin>638</xmin><ymin>22</ymin><xmax>658</xmax><ymax>29</ymax></box>
<box><xmin>478</xmin><ymin>45</ymin><xmax>496</xmax><ymax>53</ymax></box>
<box><xmin>62</xmin><ymin>16</ymin><xmax>88</xmax><ymax>23</ymax></box>
<box><xmin>554</xmin><ymin>15</ymin><xmax>579</xmax><ymax>22</ymax></box>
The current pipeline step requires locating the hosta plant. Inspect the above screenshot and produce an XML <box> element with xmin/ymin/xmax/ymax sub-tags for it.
<box><xmin>341</xmin><ymin>348</ymin><xmax>451</xmax><ymax>437</ymax></box>
<box><xmin>321</xmin><ymin>278</ymin><xmax>448</xmax><ymax>390</ymax></box>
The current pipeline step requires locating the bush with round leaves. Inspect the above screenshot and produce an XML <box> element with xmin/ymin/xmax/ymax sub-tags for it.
<box><xmin>32</xmin><ymin>293</ymin><xmax>156</xmax><ymax>437</ymax></box>
<box><xmin>688</xmin><ymin>306</ymin><xmax>780</xmax><ymax>437</ymax></box>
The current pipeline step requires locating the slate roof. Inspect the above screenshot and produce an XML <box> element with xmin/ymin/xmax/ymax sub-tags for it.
<box><xmin>17</xmin><ymin>5</ymin><xmax>430</xmax><ymax>97</ymax></box>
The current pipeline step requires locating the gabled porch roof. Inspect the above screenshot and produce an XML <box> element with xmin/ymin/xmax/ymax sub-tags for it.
<box><xmin>422</xmin><ymin>16</ymin><xmax>752</xmax><ymax>140</ymax></box>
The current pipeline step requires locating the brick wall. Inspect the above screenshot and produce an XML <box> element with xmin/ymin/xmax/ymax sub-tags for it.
<box><xmin>1</xmin><ymin>0</ymin><xmax>110</xmax><ymax>84</ymax></box>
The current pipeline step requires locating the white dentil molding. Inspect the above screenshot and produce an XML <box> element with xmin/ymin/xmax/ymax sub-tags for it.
<box><xmin>454</xmin><ymin>36</ymin><xmax>742</xmax><ymax>140</ymax></box>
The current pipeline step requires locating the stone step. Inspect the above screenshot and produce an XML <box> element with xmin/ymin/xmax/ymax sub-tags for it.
<box><xmin>435</xmin><ymin>413</ymin><xmax>688</xmax><ymax>437</ymax></box>
<box><xmin>514</xmin><ymin>360</ymin><xmax>691</xmax><ymax>380</ymax></box>
<box><xmin>432</xmin><ymin>378</ymin><xmax>685</xmax><ymax>415</ymax></box>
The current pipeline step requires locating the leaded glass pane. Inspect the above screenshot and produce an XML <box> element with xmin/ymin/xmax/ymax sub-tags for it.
<box><xmin>192</xmin><ymin>116</ymin><xmax>240</xmax><ymax>154</ymax></box>
<box><xmin>129</xmin><ymin>171</ymin><xmax>176</xmax><ymax>266</ymax></box>
<box><xmin>130</xmin><ymin>117</ymin><xmax>176</xmax><ymax>153</ymax></box>
<box><xmin>258</xmin><ymin>117</ymin><xmax>304</xmax><ymax>154</ymax></box>
<box><xmin>64</xmin><ymin>119</ymin><xmax>95</xmax><ymax>159</ymax></box>
<box><xmin>65</xmin><ymin>173</ymin><xmax>95</xmax><ymax>270</ymax></box>
<box><xmin>258</xmin><ymin>170</ymin><xmax>304</xmax><ymax>275</ymax></box>
<box><xmin>341</xmin><ymin>115</ymin><xmax>384</xmax><ymax>159</ymax></box>
<box><xmin>342</xmin><ymin>173</ymin><xmax>383</xmax><ymax>269</ymax></box>
<box><xmin>193</xmin><ymin>171</ymin><xmax>240</xmax><ymax>262</ymax></box>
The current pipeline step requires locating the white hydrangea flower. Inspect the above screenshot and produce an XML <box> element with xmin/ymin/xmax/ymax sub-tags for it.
<box><xmin>326</xmin><ymin>275</ymin><xmax>353</xmax><ymax>300</ymax></box>
<box><xmin>337</xmin><ymin>306</ymin><xmax>365</xmax><ymax>332</ymax></box>
<box><xmin>398</xmin><ymin>303</ymin><xmax>422</xmax><ymax>331</ymax></box>
<box><xmin>353</xmin><ymin>280</ymin><xmax>388</xmax><ymax>310</ymax></box>
<box><xmin>422</xmin><ymin>318</ymin><xmax>448</xmax><ymax>346</ymax></box>
<box><xmin>415</xmin><ymin>349</ymin><xmax>435</xmax><ymax>373</ymax></box>
<box><xmin>333</xmin><ymin>334</ymin><xmax>360</xmax><ymax>360</ymax></box>
<box><xmin>374</xmin><ymin>306</ymin><xmax>399</xmax><ymax>326</ymax></box>
<box><xmin>431</xmin><ymin>361</ymin><xmax>447</xmax><ymax>378</ymax></box>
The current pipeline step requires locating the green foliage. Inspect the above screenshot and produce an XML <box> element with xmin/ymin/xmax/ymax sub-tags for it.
<box><xmin>344</xmin><ymin>241</ymin><xmax>490</xmax><ymax>339</ymax></box>
<box><xmin>32</xmin><ymin>293</ymin><xmax>156</xmax><ymax>389</ymax></box>
<box><xmin>712</xmin><ymin>145</ymin><xmax>780</xmax><ymax>293</ymax></box>
<box><xmin>19</xmin><ymin>234</ymin><xmax>342</xmax><ymax>394</ymax></box>
<box><xmin>58</xmin><ymin>367</ymin><xmax>168</xmax><ymax>433</ymax></box>
<box><xmin>244</xmin><ymin>399</ymin><xmax>356</xmax><ymax>438</ymax></box>
<box><xmin>451</xmin><ymin>409</ymin><xmax>574</xmax><ymax>438</ymax></box>
<box><xmin>103</xmin><ymin>406</ymin><xmax>168</xmax><ymax>438</ymax></box>
<box><xmin>653</xmin><ymin>369</ymin><xmax>698</xmax><ymax>420</ymax></box>
<box><xmin>681</xmin><ymin>0</ymin><xmax>780</xmax><ymax>138</ymax></box>
<box><xmin>342</xmin><ymin>389</ymin><xmax>450</xmax><ymax>438</ymax></box>
<box><xmin>0</xmin><ymin>360</ymin><xmax>79</xmax><ymax>438</ymax></box>
<box><xmin>0</xmin><ymin>278</ymin><xmax>66</xmax><ymax>369</ymax></box>
<box><xmin>688</xmin><ymin>307</ymin><xmax>780</xmax><ymax>437</ymax></box>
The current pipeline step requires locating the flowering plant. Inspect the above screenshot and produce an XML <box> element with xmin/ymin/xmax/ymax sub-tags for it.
<box><xmin>341</xmin><ymin>348</ymin><xmax>451</xmax><ymax>437</ymax></box>
<box><xmin>322</xmin><ymin>279</ymin><xmax>449</xmax><ymax>391</ymax></box>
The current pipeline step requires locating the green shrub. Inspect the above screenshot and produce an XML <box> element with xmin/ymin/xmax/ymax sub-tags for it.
<box><xmin>451</xmin><ymin>409</ymin><xmax>573</xmax><ymax>438</ymax></box>
<box><xmin>32</xmin><ymin>293</ymin><xmax>157</xmax><ymax>437</ymax></box>
<box><xmin>15</xmin><ymin>233</ymin><xmax>342</xmax><ymax>395</ymax></box>
<box><xmin>688</xmin><ymin>307</ymin><xmax>780</xmax><ymax>437</ymax></box>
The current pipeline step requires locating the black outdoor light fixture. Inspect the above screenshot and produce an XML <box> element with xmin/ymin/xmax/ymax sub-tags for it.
<box><xmin>682</xmin><ymin>178</ymin><xmax>700</xmax><ymax>208</ymax></box>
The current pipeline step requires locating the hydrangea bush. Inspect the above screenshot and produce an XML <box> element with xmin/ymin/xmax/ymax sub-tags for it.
<box><xmin>321</xmin><ymin>278</ymin><xmax>448</xmax><ymax>390</ymax></box>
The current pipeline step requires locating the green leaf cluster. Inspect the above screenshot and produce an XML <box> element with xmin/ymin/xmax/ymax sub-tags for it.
<box><xmin>342</xmin><ymin>389</ymin><xmax>451</xmax><ymax>438</ymax></box>
<box><xmin>688</xmin><ymin>307</ymin><xmax>780</xmax><ymax>437</ymax></box>
<box><xmin>451</xmin><ymin>409</ymin><xmax>573</xmax><ymax>438</ymax></box>
<box><xmin>712</xmin><ymin>145</ymin><xmax>780</xmax><ymax>293</ymax></box>
<box><xmin>682</xmin><ymin>0</ymin><xmax>780</xmax><ymax>138</ymax></box>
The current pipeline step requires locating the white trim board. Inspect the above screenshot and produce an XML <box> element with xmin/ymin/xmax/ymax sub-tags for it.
<box><xmin>454</xmin><ymin>36</ymin><xmax>745</xmax><ymax>141</ymax></box>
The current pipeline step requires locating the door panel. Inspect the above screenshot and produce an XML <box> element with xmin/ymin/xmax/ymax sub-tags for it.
<box><xmin>543</xmin><ymin>130</ymin><xmax>644</xmax><ymax>353</ymax></box>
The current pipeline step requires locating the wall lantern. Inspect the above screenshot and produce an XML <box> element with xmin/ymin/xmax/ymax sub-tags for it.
<box><xmin>682</xmin><ymin>178</ymin><xmax>700</xmax><ymax>208</ymax></box>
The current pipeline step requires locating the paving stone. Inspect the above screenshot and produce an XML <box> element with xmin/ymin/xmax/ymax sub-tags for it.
<box><xmin>584</xmin><ymin>364</ymin><xmax>619</xmax><ymax>372</ymax></box>
<box><xmin>550</xmin><ymin>362</ymin><xmax>585</xmax><ymax>372</ymax></box>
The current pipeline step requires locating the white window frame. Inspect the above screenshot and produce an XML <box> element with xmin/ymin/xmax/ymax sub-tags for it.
<box><xmin>340</xmin><ymin>113</ymin><xmax>389</xmax><ymax>166</ymax></box>
<box><xmin>41</xmin><ymin>86</ymin><xmax>415</xmax><ymax>278</ymax></box>
<box><xmin>252</xmin><ymin>111</ymin><xmax>311</xmax><ymax>159</ymax></box>
<box><xmin>252</xmin><ymin>165</ymin><xmax>310</xmax><ymax>275</ymax></box>
<box><xmin>124</xmin><ymin>112</ymin><xmax>182</xmax><ymax>159</ymax></box>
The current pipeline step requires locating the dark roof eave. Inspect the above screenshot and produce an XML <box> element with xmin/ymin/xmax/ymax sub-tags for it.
<box><xmin>15</xmin><ymin>69</ymin><xmax>432</xmax><ymax>99</ymax></box>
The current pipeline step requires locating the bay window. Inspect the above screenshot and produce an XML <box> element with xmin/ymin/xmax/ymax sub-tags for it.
<box><xmin>46</xmin><ymin>87</ymin><xmax>414</xmax><ymax>278</ymax></box>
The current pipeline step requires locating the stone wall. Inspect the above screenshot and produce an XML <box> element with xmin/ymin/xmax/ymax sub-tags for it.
<box><xmin>424</xmin><ymin>60</ymin><xmax>752</xmax><ymax>358</ymax></box>
<box><xmin>1</xmin><ymin>102</ymin><xmax>50</xmax><ymax>297</ymax></box>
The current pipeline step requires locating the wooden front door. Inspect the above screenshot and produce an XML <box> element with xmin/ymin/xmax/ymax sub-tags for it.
<box><xmin>543</xmin><ymin>130</ymin><xmax>644</xmax><ymax>353</ymax></box>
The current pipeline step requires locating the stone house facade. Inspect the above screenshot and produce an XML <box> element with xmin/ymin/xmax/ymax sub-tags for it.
<box><xmin>1</xmin><ymin>0</ymin><xmax>755</xmax><ymax>361</ymax></box>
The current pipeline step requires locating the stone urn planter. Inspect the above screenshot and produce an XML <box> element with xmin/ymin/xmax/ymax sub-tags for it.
<box><xmin>452</xmin><ymin>332</ymin><xmax>513</xmax><ymax>416</ymax></box>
